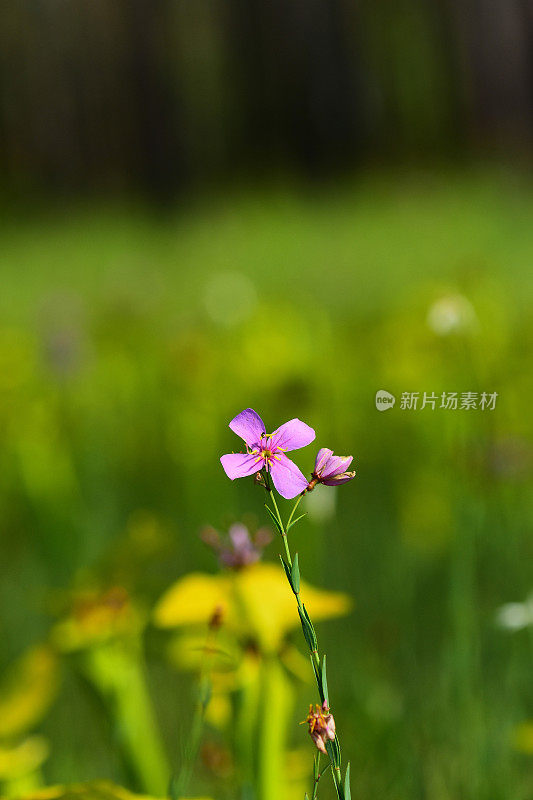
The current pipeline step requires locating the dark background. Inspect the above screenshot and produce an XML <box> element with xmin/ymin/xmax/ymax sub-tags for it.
<box><xmin>1</xmin><ymin>0</ymin><xmax>533</xmax><ymax>198</ymax></box>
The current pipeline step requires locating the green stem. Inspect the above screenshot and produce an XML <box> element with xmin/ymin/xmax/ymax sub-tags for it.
<box><xmin>173</xmin><ymin>618</ymin><xmax>219</xmax><ymax>797</ymax></box>
<box><xmin>235</xmin><ymin>655</ymin><xmax>261</xmax><ymax>796</ymax></box>
<box><xmin>286</xmin><ymin>493</ymin><xmax>304</xmax><ymax>531</ymax></box>
<box><xmin>172</xmin><ymin>680</ymin><xmax>207</xmax><ymax>798</ymax></box>
<box><xmin>311</xmin><ymin>752</ymin><xmax>320</xmax><ymax>800</ymax></box>
<box><xmin>265</xmin><ymin>472</ymin><xmax>298</xmax><ymax>572</ymax></box>
<box><xmin>263</xmin><ymin>481</ymin><xmax>346</xmax><ymax>800</ymax></box>
<box><xmin>312</xmin><ymin>761</ymin><xmax>333</xmax><ymax>800</ymax></box>
<box><xmin>83</xmin><ymin>639</ymin><xmax>170</xmax><ymax>797</ymax></box>
<box><xmin>257</xmin><ymin>657</ymin><xmax>292</xmax><ymax>800</ymax></box>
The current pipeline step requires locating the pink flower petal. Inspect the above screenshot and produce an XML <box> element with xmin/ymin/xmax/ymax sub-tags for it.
<box><xmin>228</xmin><ymin>523</ymin><xmax>252</xmax><ymax>548</ymax></box>
<box><xmin>315</xmin><ymin>448</ymin><xmax>334</xmax><ymax>473</ymax></box>
<box><xmin>269</xmin><ymin>453</ymin><xmax>309</xmax><ymax>499</ymax></box>
<box><xmin>271</xmin><ymin>418</ymin><xmax>315</xmax><ymax>452</ymax></box>
<box><xmin>229</xmin><ymin>408</ymin><xmax>265</xmax><ymax>448</ymax></box>
<box><xmin>326</xmin><ymin>716</ymin><xmax>336</xmax><ymax>739</ymax></box>
<box><xmin>311</xmin><ymin>731</ymin><xmax>327</xmax><ymax>754</ymax></box>
<box><xmin>321</xmin><ymin>455</ymin><xmax>353</xmax><ymax>478</ymax></box>
<box><xmin>220</xmin><ymin>452</ymin><xmax>263</xmax><ymax>480</ymax></box>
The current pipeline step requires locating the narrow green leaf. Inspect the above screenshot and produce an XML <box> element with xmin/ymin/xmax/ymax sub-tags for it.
<box><xmin>330</xmin><ymin>775</ymin><xmax>344</xmax><ymax>800</ymax></box>
<box><xmin>298</xmin><ymin>607</ymin><xmax>316</xmax><ymax>651</ymax></box>
<box><xmin>325</xmin><ymin>739</ymin><xmax>337</xmax><ymax>768</ymax></box>
<box><xmin>291</xmin><ymin>552</ymin><xmax>301</xmax><ymax>594</ymax></box>
<box><xmin>302</xmin><ymin>603</ymin><xmax>318</xmax><ymax>649</ymax></box>
<box><xmin>313</xmin><ymin>752</ymin><xmax>320</xmax><ymax>780</ymax></box>
<box><xmin>198</xmin><ymin>677</ymin><xmax>212</xmax><ymax>709</ymax></box>
<box><xmin>264</xmin><ymin>503</ymin><xmax>283</xmax><ymax>533</ymax></box>
<box><xmin>326</xmin><ymin>735</ymin><xmax>341</xmax><ymax>769</ymax></box>
<box><xmin>336</xmin><ymin>735</ymin><xmax>342</xmax><ymax>766</ymax></box>
<box><xmin>287</xmin><ymin>512</ymin><xmax>307</xmax><ymax>530</ymax></box>
<box><xmin>321</xmin><ymin>654</ymin><xmax>329</xmax><ymax>708</ymax></box>
<box><xmin>344</xmin><ymin>763</ymin><xmax>351</xmax><ymax>800</ymax></box>
<box><xmin>279</xmin><ymin>554</ymin><xmax>293</xmax><ymax>590</ymax></box>
<box><xmin>310</xmin><ymin>653</ymin><xmax>321</xmax><ymax>687</ymax></box>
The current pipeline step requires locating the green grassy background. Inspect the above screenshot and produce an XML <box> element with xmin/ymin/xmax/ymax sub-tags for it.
<box><xmin>1</xmin><ymin>167</ymin><xmax>532</xmax><ymax>799</ymax></box>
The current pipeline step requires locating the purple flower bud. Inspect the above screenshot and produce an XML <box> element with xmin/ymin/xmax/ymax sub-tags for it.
<box><xmin>309</xmin><ymin>448</ymin><xmax>356</xmax><ymax>489</ymax></box>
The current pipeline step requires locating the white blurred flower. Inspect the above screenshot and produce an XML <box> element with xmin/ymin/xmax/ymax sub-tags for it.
<box><xmin>495</xmin><ymin>595</ymin><xmax>533</xmax><ymax>631</ymax></box>
<box><xmin>427</xmin><ymin>294</ymin><xmax>477</xmax><ymax>336</ymax></box>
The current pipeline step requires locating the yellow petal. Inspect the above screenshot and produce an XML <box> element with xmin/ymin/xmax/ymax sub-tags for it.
<box><xmin>234</xmin><ymin>563</ymin><xmax>352</xmax><ymax>652</ymax></box>
<box><xmin>280</xmin><ymin>644</ymin><xmax>312</xmax><ymax>682</ymax></box>
<box><xmin>0</xmin><ymin>736</ymin><xmax>49</xmax><ymax>780</ymax></box>
<box><xmin>0</xmin><ymin>645</ymin><xmax>59</xmax><ymax>740</ymax></box>
<box><xmin>513</xmin><ymin>720</ymin><xmax>533</xmax><ymax>754</ymax></box>
<box><xmin>153</xmin><ymin>573</ymin><xmax>231</xmax><ymax>628</ymax></box>
<box><xmin>166</xmin><ymin>632</ymin><xmax>238</xmax><ymax>673</ymax></box>
<box><xmin>51</xmin><ymin>588</ymin><xmax>144</xmax><ymax>652</ymax></box>
<box><xmin>154</xmin><ymin>564</ymin><xmax>352</xmax><ymax>654</ymax></box>
<box><xmin>204</xmin><ymin>692</ymin><xmax>232</xmax><ymax>730</ymax></box>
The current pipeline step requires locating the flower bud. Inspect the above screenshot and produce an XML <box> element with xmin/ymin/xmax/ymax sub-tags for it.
<box><xmin>301</xmin><ymin>702</ymin><xmax>336</xmax><ymax>754</ymax></box>
<box><xmin>311</xmin><ymin>449</ymin><xmax>356</xmax><ymax>487</ymax></box>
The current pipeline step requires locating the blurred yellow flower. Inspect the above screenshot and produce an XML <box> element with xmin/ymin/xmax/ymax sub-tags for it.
<box><xmin>513</xmin><ymin>721</ymin><xmax>533</xmax><ymax>755</ymax></box>
<box><xmin>283</xmin><ymin>747</ymin><xmax>312</xmax><ymax>800</ymax></box>
<box><xmin>0</xmin><ymin>646</ymin><xmax>59</xmax><ymax>742</ymax></box>
<box><xmin>52</xmin><ymin>587</ymin><xmax>144</xmax><ymax>652</ymax></box>
<box><xmin>0</xmin><ymin>736</ymin><xmax>49</xmax><ymax>781</ymax></box>
<box><xmin>154</xmin><ymin>562</ymin><xmax>352</xmax><ymax>653</ymax></box>
<box><xmin>154</xmin><ymin>573</ymin><xmax>231</xmax><ymax>629</ymax></box>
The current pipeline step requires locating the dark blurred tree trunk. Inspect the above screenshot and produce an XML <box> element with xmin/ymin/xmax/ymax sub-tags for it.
<box><xmin>447</xmin><ymin>0</ymin><xmax>533</xmax><ymax>148</ymax></box>
<box><xmin>121</xmin><ymin>0</ymin><xmax>186</xmax><ymax>200</ymax></box>
<box><xmin>357</xmin><ymin>0</ymin><xmax>464</xmax><ymax>154</ymax></box>
<box><xmin>223</xmin><ymin>0</ymin><xmax>362</xmax><ymax>175</ymax></box>
<box><xmin>285</xmin><ymin>0</ymin><xmax>364</xmax><ymax>171</ymax></box>
<box><xmin>0</xmin><ymin>0</ymin><xmax>186</xmax><ymax>199</ymax></box>
<box><xmin>0</xmin><ymin>0</ymin><xmax>532</xmax><ymax>197</ymax></box>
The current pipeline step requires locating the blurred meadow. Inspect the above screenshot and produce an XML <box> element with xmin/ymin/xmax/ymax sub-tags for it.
<box><xmin>1</xmin><ymin>2</ymin><xmax>533</xmax><ymax>800</ymax></box>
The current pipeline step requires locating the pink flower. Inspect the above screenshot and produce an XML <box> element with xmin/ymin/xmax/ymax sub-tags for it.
<box><xmin>220</xmin><ymin>408</ymin><xmax>315</xmax><ymax>499</ymax></box>
<box><xmin>310</xmin><ymin>448</ymin><xmax>356</xmax><ymax>487</ymax></box>
<box><xmin>301</xmin><ymin>701</ymin><xmax>336</xmax><ymax>754</ymax></box>
<box><xmin>201</xmin><ymin>522</ymin><xmax>272</xmax><ymax>570</ymax></box>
